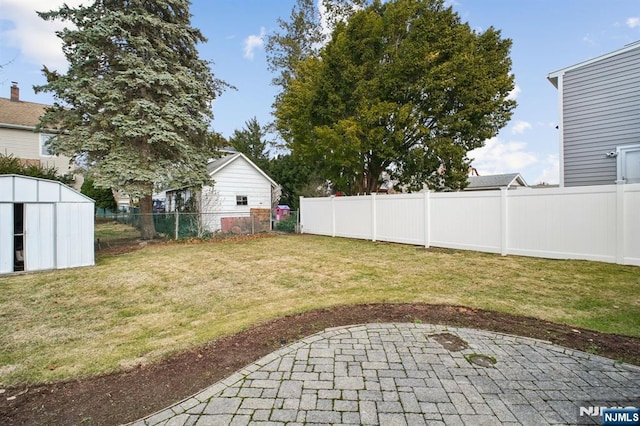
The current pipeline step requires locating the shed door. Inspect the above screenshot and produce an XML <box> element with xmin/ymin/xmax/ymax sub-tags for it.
<box><xmin>0</xmin><ymin>204</ymin><xmax>12</xmax><ymax>273</ymax></box>
<box><xmin>25</xmin><ymin>204</ymin><xmax>55</xmax><ymax>271</ymax></box>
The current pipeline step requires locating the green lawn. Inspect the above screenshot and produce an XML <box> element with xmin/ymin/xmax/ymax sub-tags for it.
<box><xmin>95</xmin><ymin>220</ymin><xmax>141</xmax><ymax>241</ymax></box>
<box><xmin>0</xmin><ymin>230</ymin><xmax>638</xmax><ymax>386</ymax></box>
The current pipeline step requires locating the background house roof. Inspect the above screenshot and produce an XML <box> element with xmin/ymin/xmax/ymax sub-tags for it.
<box><xmin>465</xmin><ymin>173</ymin><xmax>528</xmax><ymax>190</ymax></box>
<box><xmin>0</xmin><ymin>97</ymin><xmax>48</xmax><ymax>128</ymax></box>
<box><xmin>547</xmin><ymin>40</ymin><xmax>640</xmax><ymax>88</ymax></box>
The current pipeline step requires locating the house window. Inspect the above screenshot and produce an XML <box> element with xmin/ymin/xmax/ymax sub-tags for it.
<box><xmin>236</xmin><ymin>195</ymin><xmax>248</xmax><ymax>206</ymax></box>
<box><xmin>617</xmin><ymin>144</ymin><xmax>640</xmax><ymax>184</ymax></box>
<box><xmin>39</xmin><ymin>134</ymin><xmax>55</xmax><ymax>157</ymax></box>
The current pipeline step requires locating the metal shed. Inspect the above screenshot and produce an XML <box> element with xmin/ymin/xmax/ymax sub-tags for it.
<box><xmin>0</xmin><ymin>174</ymin><xmax>94</xmax><ymax>273</ymax></box>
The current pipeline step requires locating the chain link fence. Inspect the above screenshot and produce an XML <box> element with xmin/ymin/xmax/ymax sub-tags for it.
<box><xmin>96</xmin><ymin>209</ymin><xmax>299</xmax><ymax>239</ymax></box>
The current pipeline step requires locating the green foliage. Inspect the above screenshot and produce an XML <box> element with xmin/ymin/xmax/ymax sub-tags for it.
<box><xmin>274</xmin><ymin>0</ymin><xmax>516</xmax><ymax>194</ymax></box>
<box><xmin>266</xmin><ymin>0</ymin><xmax>366</xmax><ymax>93</ymax></box>
<box><xmin>275</xmin><ymin>214</ymin><xmax>298</xmax><ymax>233</ymax></box>
<box><xmin>0</xmin><ymin>153</ymin><xmax>72</xmax><ymax>184</ymax></box>
<box><xmin>265</xmin><ymin>0</ymin><xmax>325</xmax><ymax>91</ymax></box>
<box><xmin>34</xmin><ymin>0</ymin><xmax>231</xmax><ymax>238</ymax></box>
<box><xmin>81</xmin><ymin>177</ymin><xmax>117</xmax><ymax>210</ymax></box>
<box><xmin>230</xmin><ymin>117</ymin><xmax>270</xmax><ymax>173</ymax></box>
<box><xmin>269</xmin><ymin>153</ymin><xmax>325</xmax><ymax>209</ymax></box>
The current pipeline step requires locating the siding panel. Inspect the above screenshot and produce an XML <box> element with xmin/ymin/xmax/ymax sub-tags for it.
<box><xmin>0</xmin><ymin>128</ymin><xmax>73</xmax><ymax>176</ymax></box>
<box><xmin>562</xmin><ymin>46</ymin><xmax>640</xmax><ymax>186</ymax></box>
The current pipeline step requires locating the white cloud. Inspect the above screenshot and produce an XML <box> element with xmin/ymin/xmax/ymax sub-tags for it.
<box><xmin>627</xmin><ymin>17</ymin><xmax>640</xmax><ymax>28</ymax></box>
<box><xmin>506</xmin><ymin>84</ymin><xmax>520</xmax><ymax>101</ymax></box>
<box><xmin>534</xmin><ymin>154</ymin><xmax>559</xmax><ymax>185</ymax></box>
<box><xmin>318</xmin><ymin>0</ymin><xmax>333</xmax><ymax>41</ymax></box>
<box><xmin>317</xmin><ymin>0</ymin><xmax>364</xmax><ymax>44</ymax></box>
<box><xmin>469</xmin><ymin>137</ymin><xmax>538</xmax><ymax>175</ymax></box>
<box><xmin>0</xmin><ymin>0</ymin><xmax>84</xmax><ymax>71</ymax></box>
<box><xmin>511</xmin><ymin>120</ymin><xmax>532</xmax><ymax>135</ymax></box>
<box><xmin>243</xmin><ymin>27</ymin><xmax>265</xmax><ymax>60</ymax></box>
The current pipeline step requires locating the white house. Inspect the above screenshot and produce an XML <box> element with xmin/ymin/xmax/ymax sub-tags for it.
<box><xmin>0</xmin><ymin>174</ymin><xmax>95</xmax><ymax>273</ymax></box>
<box><xmin>166</xmin><ymin>151</ymin><xmax>279</xmax><ymax>233</ymax></box>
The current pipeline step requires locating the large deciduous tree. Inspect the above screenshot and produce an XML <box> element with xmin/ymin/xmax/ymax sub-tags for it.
<box><xmin>265</xmin><ymin>0</ymin><xmax>366</xmax><ymax>92</ymax></box>
<box><xmin>275</xmin><ymin>0</ymin><xmax>516</xmax><ymax>194</ymax></box>
<box><xmin>35</xmin><ymin>0</ymin><xmax>227</xmax><ymax>239</ymax></box>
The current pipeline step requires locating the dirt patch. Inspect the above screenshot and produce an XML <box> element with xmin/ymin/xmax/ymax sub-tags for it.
<box><xmin>1</xmin><ymin>303</ymin><xmax>639</xmax><ymax>426</ymax></box>
<box><xmin>430</xmin><ymin>332</ymin><xmax>469</xmax><ymax>351</ymax></box>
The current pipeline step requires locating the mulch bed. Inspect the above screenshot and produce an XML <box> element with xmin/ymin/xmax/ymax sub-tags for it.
<box><xmin>1</xmin><ymin>303</ymin><xmax>639</xmax><ymax>426</ymax></box>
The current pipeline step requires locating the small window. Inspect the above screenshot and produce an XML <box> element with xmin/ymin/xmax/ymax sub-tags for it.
<box><xmin>39</xmin><ymin>134</ymin><xmax>55</xmax><ymax>157</ymax></box>
<box><xmin>236</xmin><ymin>195</ymin><xmax>248</xmax><ymax>206</ymax></box>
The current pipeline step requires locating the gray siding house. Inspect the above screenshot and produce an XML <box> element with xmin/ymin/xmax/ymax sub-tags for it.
<box><xmin>547</xmin><ymin>41</ymin><xmax>640</xmax><ymax>187</ymax></box>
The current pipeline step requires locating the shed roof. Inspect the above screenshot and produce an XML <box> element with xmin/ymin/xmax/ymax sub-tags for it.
<box><xmin>547</xmin><ymin>40</ymin><xmax>640</xmax><ymax>88</ymax></box>
<box><xmin>0</xmin><ymin>97</ymin><xmax>48</xmax><ymax>129</ymax></box>
<box><xmin>465</xmin><ymin>173</ymin><xmax>528</xmax><ymax>191</ymax></box>
<box><xmin>0</xmin><ymin>174</ymin><xmax>93</xmax><ymax>203</ymax></box>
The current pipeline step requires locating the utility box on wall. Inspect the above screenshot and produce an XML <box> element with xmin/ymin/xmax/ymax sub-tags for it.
<box><xmin>0</xmin><ymin>174</ymin><xmax>95</xmax><ymax>274</ymax></box>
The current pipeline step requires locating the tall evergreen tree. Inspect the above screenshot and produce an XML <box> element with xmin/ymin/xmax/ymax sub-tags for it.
<box><xmin>35</xmin><ymin>0</ymin><xmax>228</xmax><ymax>239</ymax></box>
<box><xmin>81</xmin><ymin>177</ymin><xmax>117</xmax><ymax>211</ymax></box>
<box><xmin>269</xmin><ymin>153</ymin><xmax>324</xmax><ymax>209</ymax></box>
<box><xmin>229</xmin><ymin>117</ymin><xmax>270</xmax><ymax>172</ymax></box>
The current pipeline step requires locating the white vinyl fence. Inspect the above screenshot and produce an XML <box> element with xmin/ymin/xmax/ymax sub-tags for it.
<box><xmin>300</xmin><ymin>183</ymin><xmax>640</xmax><ymax>266</ymax></box>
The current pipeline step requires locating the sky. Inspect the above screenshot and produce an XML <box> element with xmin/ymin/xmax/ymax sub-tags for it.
<box><xmin>1</xmin><ymin>0</ymin><xmax>639</xmax><ymax>185</ymax></box>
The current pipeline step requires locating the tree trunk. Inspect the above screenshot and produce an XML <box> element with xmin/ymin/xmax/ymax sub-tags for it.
<box><xmin>139</xmin><ymin>195</ymin><xmax>156</xmax><ymax>240</ymax></box>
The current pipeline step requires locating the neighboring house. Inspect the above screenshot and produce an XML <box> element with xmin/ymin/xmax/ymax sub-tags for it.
<box><xmin>0</xmin><ymin>83</ymin><xmax>79</xmax><ymax>187</ymax></box>
<box><xmin>464</xmin><ymin>173</ymin><xmax>528</xmax><ymax>191</ymax></box>
<box><xmin>166</xmin><ymin>151</ymin><xmax>279</xmax><ymax>233</ymax></box>
<box><xmin>548</xmin><ymin>41</ymin><xmax>640</xmax><ymax>186</ymax></box>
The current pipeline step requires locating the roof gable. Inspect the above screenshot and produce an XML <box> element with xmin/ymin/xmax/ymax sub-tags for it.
<box><xmin>547</xmin><ymin>41</ymin><xmax>640</xmax><ymax>88</ymax></box>
<box><xmin>0</xmin><ymin>97</ymin><xmax>49</xmax><ymax>129</ymax></box>
<box><xmin>207</xmin><ymin>153</ymin><xmax>278</xmax><ymax>188</ymax></box>
<box><xmin>465</xmin><ymin>173</ymin><xmax>528</xmax><ymax>190</ymax></box>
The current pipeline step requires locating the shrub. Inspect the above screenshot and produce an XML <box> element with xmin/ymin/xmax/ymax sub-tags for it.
<box><xmin>275</xmin><ymin>214</ymin><xmax>297</xmax><ymax>233</ymax></box>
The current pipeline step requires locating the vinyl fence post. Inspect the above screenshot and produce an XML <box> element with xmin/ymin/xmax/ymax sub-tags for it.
<box><xmin>299</xmin><ymin>196</ymin><xmax>304</xmax><ymax>234</ymax></box>
<box><xmin>500</xmin><ymin>188</ymin><xmax>508</xmax><ymax>256</ymax></box>
<box><xmin>424</xmin><ymin>191</ymin><xmax>430</xmax><ymax>248</ymax></box>
<box><xmin>174</xmin><ymin>211</ymin><xmax>179</xmax><ymax>240</ymax></box>
<box><xmin>371</xmin><ymin>193</ymin><xmax>377</xmax><ymax>242</ymax></box>
<box><xmin>331</xmin><ymin>195</ymin><xmax>336</xmax><ymax>238</ymax></box>
<box><xmin>615</xmin><ymin>182</ymin><xmax>625</xmax><ymax>264</ymax></box>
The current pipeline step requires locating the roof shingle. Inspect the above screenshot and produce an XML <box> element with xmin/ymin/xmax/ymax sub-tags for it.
<box><xmin>0</xmin><ymin>97</ymin><xmax>48</xmax><ymax>128</ymax></box>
